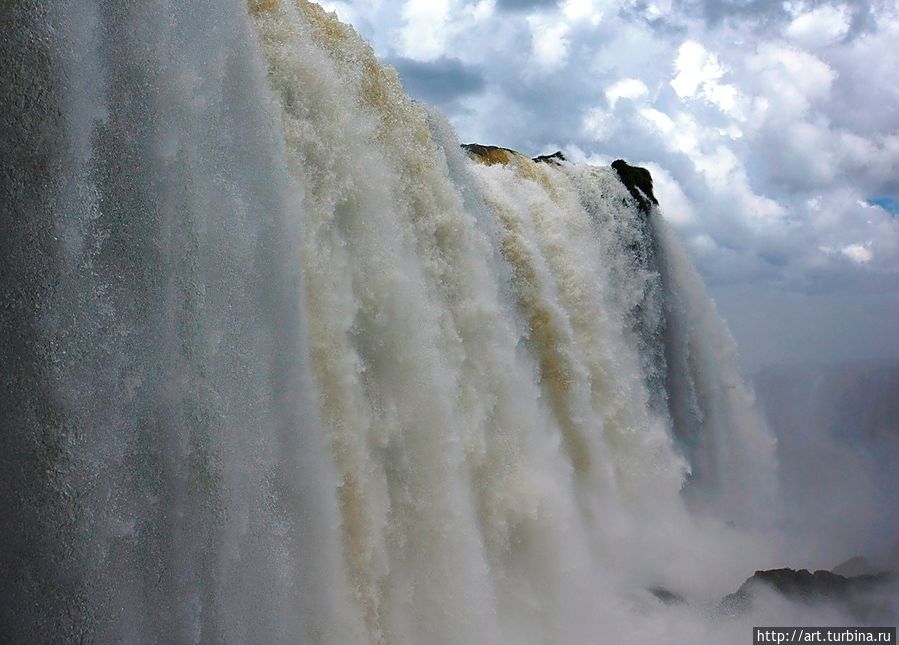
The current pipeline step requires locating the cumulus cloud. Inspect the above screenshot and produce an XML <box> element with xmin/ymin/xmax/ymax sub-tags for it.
<box><xmin>841</xmin><ymin>243</ymin><xmax>873</xmax><ymax>264</ymax></box>
<box><xmin>324</xmin><ymin>0</ymin><xmax>899</xmax><ymax>366</ymax></box>
<box><xmin>785</xmin><ymin>4</ymin><xmax>851</xmax><ymax>46</ymax></box>
<box><xmin>671</xmin><ymin>42</ymin><xmax>724</xmax><ymax>98</ymax></box>
<box><xmin>399</xmin><ymin>0</ymin><xmax>452</xmax><ymax>60</ymax></box>
<box><xmin>526</xmin><ymin>13</ymin><xmax>572</xmax><ymax>72</ymax></box>
<box><xmin>605</xmin><ymin>78</ymin><xmax>649</xmax><ymax>107</ymax></box>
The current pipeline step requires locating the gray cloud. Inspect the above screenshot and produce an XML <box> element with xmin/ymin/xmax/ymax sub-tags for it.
<box><xmin>668</xmin><ymin>0</ymin><xmax>877</xmax><ymax>33</ymax></box>
<box><xmin>495</xmin><ymin>0</ymin><xmax>560</xmax><ymax>12</ymax></box>
<box><xmin>670</xmin><ymin>0</ymin><xmax>789</xmax><ymax>25</ymax></box>
<box><xmin>389</xmin><ymin>56</ymin><xmax>486</xmax><ymax>108</ymax></box>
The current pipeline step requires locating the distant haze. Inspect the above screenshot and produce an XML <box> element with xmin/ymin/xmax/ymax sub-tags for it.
<box><xmin>754</xmin><ymin>359</ymin><xmax>899</xmax><ymax>561</ymax></box>
<box><xmin>713</xmin><ymin>285</ymin><xmax>899</xmax><ymax>373</ymax></box>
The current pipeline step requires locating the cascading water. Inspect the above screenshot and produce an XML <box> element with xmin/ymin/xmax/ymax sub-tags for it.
<box><xmin>3</xmin><ymin>1</ymin><xmax>783</xmax><ymax>643</ymax></box>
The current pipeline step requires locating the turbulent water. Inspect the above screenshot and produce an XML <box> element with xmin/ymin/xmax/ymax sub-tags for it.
<box><xmin>2</xmin><ymin>2</ymin><xmax>787</xmax><ymax>643</ymax></box>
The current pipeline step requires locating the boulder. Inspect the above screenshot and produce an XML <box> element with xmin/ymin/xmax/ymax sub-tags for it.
<box><xmin>611</xmin><ymin>159</ymin><xmax>658</xmax><ymax>214</ymax></box>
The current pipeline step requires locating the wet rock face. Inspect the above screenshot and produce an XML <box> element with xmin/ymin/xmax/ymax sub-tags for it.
<box><xmin>720</xmin><ymin>567</ymin><xmax>898</xmax><ymax>622</ymax></box>
<box><xmin>746</xmin><ymin>568</ymin><xmax>863</xmax><ymax>599</ymax></box>
<box><xmin>611</xmin><ymin>159</ymin><xmax>658</xmax><ymax>214</ymax></box>
<box><xmin>461</xmin><ymin>143</ymin><xmax>520</xmax><ymax>165</ymax></box>
<box><xmin>533</xmin><ymin>151</ymin><xmax>565</xmax><ymax>164</ymax></box>
<box><xmin>461</xmin><ymin>144</ymin><xmax>567</xmax><ymax>167</ymax></box>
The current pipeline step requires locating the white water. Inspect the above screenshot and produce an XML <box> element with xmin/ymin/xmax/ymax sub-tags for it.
<box><xmin>2</xmin><ymin>1</ymin><xmax>795</xmax><ymax>643</ymax></box>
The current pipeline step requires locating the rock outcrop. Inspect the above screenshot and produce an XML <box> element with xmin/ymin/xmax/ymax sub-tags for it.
<box><xmin>611</xmin><ymin>159</ymin><xmax>658</xmax><ymax>214</ymax></box>
<box><xmin>461</xmin><ymin>146</ymin><xmax>660</xmax><ymax>220</ymax></box>
<box><xmin>461</xmin><ymin>144</ymin><xmax>568</xmax><ymax>167</ymax></box>
<box><xmin>721</xmin><ymin>567</ymin><xmax>897</xmax><ymax>621</ymax></box>
<box><xmin>461</xmin><ymin>143</ymin><xmax>521</xmax><ymax>165</ymax></box>
<box><xmin>533</xmin><ymin>151</ymin><xmax>566</xmax><ymax>164</ymax></box>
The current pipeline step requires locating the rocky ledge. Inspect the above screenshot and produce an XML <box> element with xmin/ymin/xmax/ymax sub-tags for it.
<box><xmin>721</xmin><ymin>567</ymin><xmax>897</xmax><ymax>622</ymax></box>
<box><xmin>611</xmin><ymin>159</ymin><xmax>658</xmax><ymax>214</ymax></box>
<box><xmin>461</xmin><ymin>145</ymin><xmax>659</xmax><ymax>215</ymax></box>
<box><xmin>461</xmin><ymin>143</ymin><xmax>521</xmax><ymax>165</ymax></box>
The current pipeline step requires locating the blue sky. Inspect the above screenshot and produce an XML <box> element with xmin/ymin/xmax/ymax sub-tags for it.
<box><xmin>868</xmin><ymin>196</ymin><xmax>899</xmax><ymax>214</ymax></box>
<box><xmin>318</xmin><ymin>0</ymin><xmax>898</xmax><ymax>369</ymax></box>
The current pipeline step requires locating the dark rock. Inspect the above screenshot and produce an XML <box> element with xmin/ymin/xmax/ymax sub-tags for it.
<box><xmin>648</xmin><ymin>586</ymin><xmax>687</xmax><ymax>605</ymax></box>
<box><xmin>720</xmin><ymin>567</ymin><xmax>896</xmax><ymax>619</ymax></box>
<box><xmin>752</xmin><ymin>568</ymin><xmax>850</xmax><ymax>598</ymax></box>
<box><xmin>611</xmin><ymin>159</ymin><xmax>658</xmax><ymax>214</ymax></box>
<box><xmin>533</xmin><ymin>151</ymin><xmax>566</xmax><ymax>164</ymax></box>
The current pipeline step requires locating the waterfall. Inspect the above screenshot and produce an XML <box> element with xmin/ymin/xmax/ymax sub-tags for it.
<box><xmin>2</xmin><ymin>1</ymin><xmax>776</xmax><ymax>643</ymax></box>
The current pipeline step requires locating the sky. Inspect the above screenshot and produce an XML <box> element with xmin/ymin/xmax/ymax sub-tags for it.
<box><xmin>317</xmin><ymin>0</ymin><xmax>898</xmax><ymax>371</ymax></box>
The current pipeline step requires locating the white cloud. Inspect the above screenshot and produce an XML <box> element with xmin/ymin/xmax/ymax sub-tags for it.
<box><xmin>466</xmin><ymin>0</ymin><xmax>494</xmax><ymax>23</ymax></box>
<box><xmin>691</xmin><ymin>233</ymin><xmax>717</xmax><ymax>255</ymax></box>
<box><xmin>671</xmin><ymin>41</ymin><xmax>720</xmax><ymax>98</ymax></box>
<box><xmin>399</xmin><ymin>0</ymin><xmax>451</xmax><ymax>60</ymax></box>
<box><xmin>605</xmin><ymin>78</ymin><xmax>648</xmax><ymax>108</ymax></box>
<box><xmin>643</xmin><ymin>1</ymin><xmax>670</xmax><ymax>21</ymax></box>
<box><xmin>744</xmin><ymin>45</ymin><xmax>836</xmax><ymax>116</ymax></box>
<box><xmin>842</xmin><ymin>243</ymin><xmax>873</xmax><ymax>264</ymax></box>
<box><xmin>583</xmin><ymin>107</ymin><xmax>615</xmax><ymax>140</ymax></box>
<box><xmin>786</xmin><ymin>5</ymin><xmax>851</xmax><ymax>48</ymax></box>
<box><xmin>671</xmin><ymin>41</ymin><xmax>741</xmax><ymax>115</ymax></box>
<box><xmin>561</xmin><ymin>0</ymin><xmax>603</xmax><ymax>26</ymax></box>
<box><xmin>526</xmin><ymin>15</ymin><xmax>571</xmax><ymax>72</ymax></box>
<box><xmin>645</xmin><ymin>162</ymin><xmax>695</xmax><ymax>226</ymax></box>
<box><xmin>702</xmin><ymin>81</ymin><xmax>739</xmax><ymax>114</ymax></box>
<box><xmin>639</xmin><ymin>107</ymin><xmax>675</xmax><ymax>134</ymax></box>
